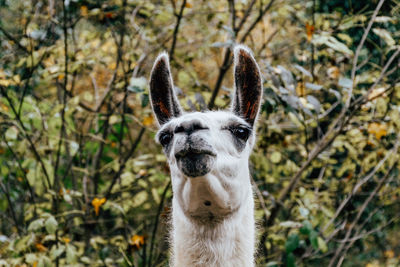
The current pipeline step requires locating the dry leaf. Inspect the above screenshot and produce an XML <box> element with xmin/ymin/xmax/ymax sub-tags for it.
<box><xmin>92</xmin><ymin>197</ymin><xmax>106</xmax><ymax>216</ymax></box>
<box><xmin>130</xmin><ymin>235</ymin><xmax>145</xmax><ymax>249</ymax></box>
<box><xmin>35</xmin><ymin>243</ymin><xmax>48</xmax><ymax>252</ymax></box>
<box><xmin>306</xmin><ymin>23</ymin><xmax>315</xmax><ymax>42</ymax></box>
<box><xmin>327</xmin><ymin>66</ymin><xmax>340</xmax><ymax>79</ymax></box>
<box><xmin>368</xmin><ymin>122</ymin><xmax>387</xmax><ymax>140</ymax></box>
<box><xmin>368</xmin><ymin>87</ymin><xmax>386</xmax><ymax>100</ymax></box>
<box><xmin>80</xmin><ymin>6</ymin><xmax>88</xmax><ymax>16</ymax></box>
<box><xmin>138</xmin><ymin>169</ymin><xmax>147</xmax><ymax>177</ymax></box>
<box><xmin>142</xmin><ymin>115</ymin><xmax>154</xmax><ymax>126</ymax></box>
<box><xmin>384</xmin><ymin>250</ymin><xmax>394</xmax><ymax>258</ymax></box>
<box><xmin>296</xmin><ymin>81</ymin><xmax>306</xmax><ymax>97</ymax></box>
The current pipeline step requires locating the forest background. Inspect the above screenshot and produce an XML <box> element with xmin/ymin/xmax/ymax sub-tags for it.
<box><xmin>0</xmin><ymin>0</ymin><xmax>400</xmax><ymax>266</ymax></box>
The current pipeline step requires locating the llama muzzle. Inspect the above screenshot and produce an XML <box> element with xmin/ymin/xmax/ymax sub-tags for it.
<box><xmin>174</xmin><ymin>139</ymin><xmax>216</xmax><ymax>177</ymax></box>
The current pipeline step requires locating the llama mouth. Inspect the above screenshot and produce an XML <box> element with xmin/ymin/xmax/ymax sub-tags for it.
<box><xmin>175</xmin><ymin>149</ymin><xmax>216</xmax><ymax>177</ymax></box>
<box><xmin>175</xmin><ymin>148</ymin><xmax>216</xmax><ymax>159</ymax></box>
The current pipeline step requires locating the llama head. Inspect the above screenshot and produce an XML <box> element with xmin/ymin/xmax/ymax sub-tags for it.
<box><xmin>149</xmin><ymin>46</ymin><xmax>262</xmax><ymax>221</ymax></box>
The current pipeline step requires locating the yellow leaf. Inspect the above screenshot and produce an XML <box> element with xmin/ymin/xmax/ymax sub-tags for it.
<box><xmin>296</xmin><ymin>81</ymin><xmax>306</xmax><ymax>97</ymax></box>
<box><xmin>108</xmin><ymin>62</ymin><xmax>117</xmax><ymax>70</ymax></box>
<box><xmin>306</xmin><ymin>23</ymin><xmax>315</xmax><ymax>42</ymax></box>
<box><xmin>142</xmin><ymin>115</ymin><xmax>154</xmax><ymax>126</ymax></box>
<box><xmin>0</xmin><ymin>79</ymin><xmax>12</xmax><ymax>87</ymax></box>
<box><xmin>35</xmin><ymin>243</ymin><xmax>48</xmax><ymax>252</ymax></box>
<box><xmin>0</xmin><ymin>103</ymin><xmax>8</xmax><ymax>112</ymax></box>
<box><xmin>367</xmin><ymin>122</ymin><xmax>387</xmax><ymax>140</ymax></box>
<box><xmin>185</xmin><ymin>2</ymin><xmax>192</xmax><ymax>8</ymax></box>
<box><xmin>384</xmin><ymin>250</ymin><xmax>394</xmax><ymax>258</ymax></box>
<box><xmin>80</xmin><ymin>5</ymin><xmax>88</xmax><ymax>16</ymax></box>
<box><xmin>13</xmin><ymin>75</ymin><xmax>20</xmax><ymax>83</ymax></box>
<box><xmin>92</xmin><ymin>197</ymin><xmax>106</xmax><ymax>216</ymax></box>
<box><xmin>327</xmin><ymin>66</ymin><xmax>340</xmax><ymax>79</ymax></box>
<box><xmin>62</xmin><ymin>237</ymin><xmax>71</xmax><ymax>244</ymax></box>
<box><xmin>130</xmin><ymin>235</ymin><xmax>145</xmax><ymax>249</ymax></box>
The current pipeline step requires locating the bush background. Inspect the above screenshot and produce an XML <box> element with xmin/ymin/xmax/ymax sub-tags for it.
<box><xmin>1</xmin><ymin>0</ymin><xmax>400</xmax><ymax>266</ymax></box>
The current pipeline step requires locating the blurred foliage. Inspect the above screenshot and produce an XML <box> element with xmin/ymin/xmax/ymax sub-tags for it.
<box><xmin>1</xmin><ymin>0</ymin><xmax>400</xmax><ymax>266</ymax></box>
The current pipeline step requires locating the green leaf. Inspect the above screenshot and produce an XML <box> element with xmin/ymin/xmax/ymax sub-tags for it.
<box><xmin>141</xmin><ymin>94</ymin><xmax>149</xmax><ymax>107</ymax></box>
<box><xmin>120</xmin><ymin>171</ymin><xmax>135</xmax><ymax>187</ymax></box>
<box><xmin>132</xmin><ymin>191</ymin><xmax>148</xmax><ymax>208</ymax></box>
<box><xmin>25</xmin><ymin>253</ymin><xmax>38</xmax><ymax>264</ymax></box>
<box><xmin>50</xmin><ymin>244</ymin><xmax>66</xmax><ymax>260</ymax></box>
<box><xmin>317</xmin><ymin>237</ymin><xmax>328</xmax><ymax>253</ymax></box>
<box><xmin>300</xmin><ymin>220</ymin><xmax>313</xmax><ymax>235</ymax></box>
<box><xmin>28</xmin><ymin>218</ymin><xmax>45</xmax><ymax>231</ymax></box>
<box><xmin>313</xmin><ymin>34</ymin><xmax>354</xmax><ymax>55</ymax></box>
<box><xmin>38</xmin><ymin>255</ymin><xmax>52</xmax><ymax>267</ymax></box>
<box><xmin>309</xmin><ymin>230</ymin><xmax>319</xmax><ymax>249</ymax></box>
<box><xmin>270</xmin><ymin>151</ymin><xmax>282</xmax><ymax>163</ymax></box>
<box><xmin>372</xmin><ymin>28</ymin><xmax>395</xmax><ymax>46</ymax></box>
<box><xmin>0</xmin><ymin>197</ymin><xmax>8</xmax><ymax>211</ymax></box>
<box><xmin>109</xmin><ymin>115</ymin><xmax>119</xmax><ymax>125</ymax></box>
<box><xmin>286</xmin><ymin>252</ymin><xmax>296</xmax><ymax>267</ymax></box>
<box><xmin>285</xmin><ymin>234</ymin><xmax>300</xmax><ymax>253</ymax></box>
<box><xmin>5</xmin><ymin>126</ymin><xmax>18</xmax><ymax>140</ymax></box>
<box><xmin>45</xmin><ymin>216</ymin><xmax>58</xmax><ymax>234</ymax></box>
<box><xmin>66</xmin><ymin>244</ymin><xmax>78</xmax><ymax>264</ymax></box>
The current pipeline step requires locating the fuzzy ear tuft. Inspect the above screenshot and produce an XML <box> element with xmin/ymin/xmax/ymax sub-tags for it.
<box><xmin>232</xmin><ymin>45</ymin><xmax>263</xmax><ymax>127</ymax></box>
<box><xmin>149</xmin><ymin>52</ymin><xmax>182</xmax><ymax>126</ymax></box>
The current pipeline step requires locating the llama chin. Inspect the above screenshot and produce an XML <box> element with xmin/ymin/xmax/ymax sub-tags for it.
<box><xmin>149</xmin><ymin>45</ymin><xmax>262</xmax><ymax>267</ymax></box>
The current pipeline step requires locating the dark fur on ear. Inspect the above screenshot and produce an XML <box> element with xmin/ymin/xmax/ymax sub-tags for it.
<box><xmin>232</xmin><ymin>45</ymin><xmax>263</xmax><ymax>127</ymax></box>
<box><xmin>149</xmin><ymin>52</ymin><xmax>182</xmax><ymax>126</ymax></box>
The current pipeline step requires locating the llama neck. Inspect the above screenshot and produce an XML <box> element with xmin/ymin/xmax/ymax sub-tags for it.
<box><xmin>170</xmin><ymin>188</ymin><xmax>255</xmax><ymax>267</ymax></box>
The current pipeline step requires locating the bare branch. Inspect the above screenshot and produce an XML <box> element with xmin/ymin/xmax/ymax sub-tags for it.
<box><xmin>0</xmin><ymin>86</ymin><xmax>52</xmax><ymax>188</ymax></box>
<box><xmin>330</xmin><ymin>160</ymin><xmax>398</xmax><ymax>267</ymax></box>
<box><xmin>208</xmin><ymin>0</ymin><xmax>276</xmax><ymax>109</ymax></box>
<box><xmin>169</xmin><ymin>0</ymin><xmax>187</xmax><ymax>60</ymax></box>
<box><xmin>347</xmin><ymin>0</ymin><xmax>386</xmax><ymax>109</ymax></box>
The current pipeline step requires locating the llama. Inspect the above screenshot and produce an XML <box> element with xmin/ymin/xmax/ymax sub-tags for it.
<box><xmin>149</xmin><ymin>45</ymin><xmax>262</xmax><ymax>267</ymax></box>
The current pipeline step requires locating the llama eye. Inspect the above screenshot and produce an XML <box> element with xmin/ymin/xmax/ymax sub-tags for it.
<box><xmin>159</xmin><ymin>132</ymin><xmax>173</xmax><ymax>146</ymax></box>
<box><xmin>230</xmin><ymin>126</ymin><xmax>251</xmax><ymax>141</ymax></box>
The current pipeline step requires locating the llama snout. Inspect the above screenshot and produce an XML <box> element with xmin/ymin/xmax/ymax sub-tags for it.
<box><xmin>174</xmin><ymin>135</ymin><xmax>216</xmax><ymax>177</ymax></box>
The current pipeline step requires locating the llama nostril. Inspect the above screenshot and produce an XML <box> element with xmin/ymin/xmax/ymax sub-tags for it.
<box><xmin>204</xmin><ymin>200</ymin><xmax>211</xmax><ymax>206</ymax></box>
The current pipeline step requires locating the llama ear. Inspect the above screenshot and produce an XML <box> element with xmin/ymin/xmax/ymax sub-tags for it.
<box><xmin>149</xmin><ymin>52</ymin><xmax>182</xmax><ymax>126</ymax></box>
<box><xmin>232</xmin><ymin>45</ymin><xmax>263</xmax><ymax>127</ymax></box>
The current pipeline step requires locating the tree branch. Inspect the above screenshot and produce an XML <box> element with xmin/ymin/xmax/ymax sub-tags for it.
<box><xmin>169</xmin><ymin>0</ymin><xmax>187</xmax><ymax>61</ymax></box>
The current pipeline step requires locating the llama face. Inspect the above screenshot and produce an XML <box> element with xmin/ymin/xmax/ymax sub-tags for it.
<box><xmin>155</xmin><ymin>111</ymin><xmax>255</xmax><ymax>177</ymax></box>
<box><xmin>149</xmin><ymin>46</ymin><xmax>262</xmax><ymax>221</ymax></box>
